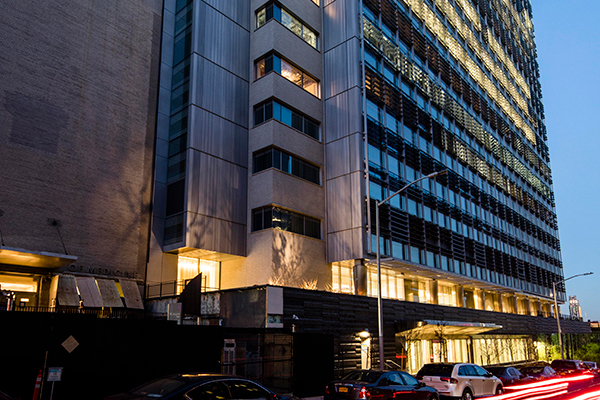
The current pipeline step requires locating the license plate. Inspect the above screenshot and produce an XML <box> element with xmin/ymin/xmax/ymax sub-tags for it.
<box><xmin>338</xmin><ymin>387</ymin><xmax>349</xmax><ymax>393</ymax></box>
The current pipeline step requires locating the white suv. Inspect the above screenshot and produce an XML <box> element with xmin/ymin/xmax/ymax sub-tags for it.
<box><xmin>416</xmin><ymin>363</ymin><xmax>503</xmax><ymax>400</ymax></box>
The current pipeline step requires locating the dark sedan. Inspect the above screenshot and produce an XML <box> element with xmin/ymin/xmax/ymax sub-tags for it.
<box><xmin>105</xmin><ymin>373</ymin><xmax>298</xmax><ymax>400</ymax></box>
<box><xmin>485</xmin><ymin>366</ymin><xmax>532</xmax><ymax>386</ymax></box>
<box><xmin>325</xmin><ymin>369</ymin><xmax>439</xmax><ymax>400</ymax></box>
<box><xmin>519</xmin><ymin>366</ymin><xmax>557</xmax><ymax>381</ymax></box>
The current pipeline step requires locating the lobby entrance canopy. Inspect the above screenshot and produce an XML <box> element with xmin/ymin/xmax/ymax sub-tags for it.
<box><xmin>397</xmin><ymin>320</ymin><xmax>502</xmax><ymax>340</ymax></box>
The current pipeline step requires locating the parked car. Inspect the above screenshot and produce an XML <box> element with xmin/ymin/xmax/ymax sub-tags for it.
<box><xmin>104</xmin><ymin>373</ymin><xmax>299</xmax><ymax>400</ymax></box>
<box><xmin>324</xmin><ymin>369</ymin><xmax>439</xmax><ymax>400</ymax></box>
<box><xmin>550</xmin><ymin>359</ymin><xmax>587</xmax><ymax>376</ymax></box>
<box><xmin>583</xmin><ymin>361</ymin><xmax>599</xmax><ymax>373</ymax></box>
<box><xmin>416</xmin><ymin>363</ymin><xmax>503</xmax><ymax>400</ymax></box>
<box><xmin>484</xmin><ymin>366</ymin><xmax>532</xmax><ymax>386</ymax></box>
<box><xmin>519</xmin><ymin>366</ymin><xmax>557</xmax><ymax>381</ymax></box>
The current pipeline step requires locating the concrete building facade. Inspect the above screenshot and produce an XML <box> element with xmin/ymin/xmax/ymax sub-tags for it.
<box><xmin>0</xmin><ymin>0</ymin><xmax>162</xmax><ymax>309</ymax></box>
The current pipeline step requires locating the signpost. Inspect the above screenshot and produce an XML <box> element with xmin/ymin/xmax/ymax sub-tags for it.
<box><xmin>47</xmin><ymin>367</ymin><xmax>63</xmax><ymax>400</ymax></box>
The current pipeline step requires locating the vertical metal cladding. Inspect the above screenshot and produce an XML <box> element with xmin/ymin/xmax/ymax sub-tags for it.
<box><xmin>323</xmin><ymin>0</ymin><xmax>365</xmax><ymax>262</ymax></box>
<box><xmin>161</xmin><ymin>0</ymin><xmax>251</xmax><ymax>255</ymax></box>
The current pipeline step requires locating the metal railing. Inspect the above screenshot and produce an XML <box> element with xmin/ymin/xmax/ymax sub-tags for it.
<box><xmin>7</xmin><ymin>306</ymin><xmax>166</xmax><ymax>319</ymax></box>
<box><xmin>145</xmin><ymin>279</ymin><xmax>219</xmax><ymax>299</ymax></box>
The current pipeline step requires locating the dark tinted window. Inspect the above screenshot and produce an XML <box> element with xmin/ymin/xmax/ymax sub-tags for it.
<box><xmin>400</xmin><ymin>372</ymin><xmax>419</xmax><ymax>386</ymax></box>
<box><xmin>252</xmin><ymin>207</ymin><xmax>320</xmax><ymax>239</ymax></box>
<box><xmin>418</xmin><ymin>364</ymin><xmax>454</xmax><ymax>377</ymax></box>
<box><xmin>254</xmin><ymin>100</ymin><xmax>320</xmax><ymax>140</ymax></box>
<box><xmin>387</xmin><ymin>372</ymin><xmax>403</xmax><ymax>385</ymax></box>
<box><xmin>342</xmin><ymin>370</ymin><xmax>382</xmax><ymax>383</ymax></box>
<box><xmin>132</xmin><ymin>377</ymin><xmax>188</xmax><ymax>396</ymax></box>
<box><xmin>226</xmin><ymin>380</ymin><xmax>270</xmax><ymax>399</ymax></box>
<box><xmin>186</xmin><ymin>381</ymin><xmax>230</xmax><ymax>400</ymax></box>
<box><xmin>466</xmin><ymin>365</ymin><xmax>479</xmax><ymax>376</ymax></box>
<box><xmin>485</xmin><ymin>367</ymin><xmax>505</xmax><ymax>376</ymax></box>
<box><xmin>551</xmin><ymin>360</ymin><xmax>578</xmax><ymax>370</ymax></box>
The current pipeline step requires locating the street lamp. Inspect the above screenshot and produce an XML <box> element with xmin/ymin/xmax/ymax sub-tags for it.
<box><xmin>552</xmin><ymin>272</ymin><xmax>593</xmax><ymax>359</ymax></box>
<box><xmin>375</xmin><ymin>169</ymin><xmax>448</xmax><ymax>369</ymax></box>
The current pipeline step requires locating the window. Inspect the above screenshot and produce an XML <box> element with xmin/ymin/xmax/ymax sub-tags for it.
<box><xmin>252</xmin><ymin>206</ymin><xmax>321</xmax><ymax>239</ymax></box>
<box><xmin>226</xmin><ymin>380</ymin><xmax>270</xmax><ymax>400</ymax></box>
<box><xmin>365</xmin><ymin>48</ymin><xmax>379</xmax><ymax>70</ymax></box>
<box><xmin>186</xmin><ymin>382</ymin><xmax>229</xmax><ymax>400</ymax></box>
<box><xmin>256</xmin><ymin>3</ymin><xmax>318</xmax><ymax>49</ymax></box>
<box><xmin>254</xmin><ymin>100</ymin><xmax>319</xmax><ymax>140</ymax></box>
<box><xmin>255</xmin><ymin>53</ymin><xmax>320</xmax><ymax>97</ymax></box>
<box><xmin>253</xmin><ymin>147</ymin><xmax>320</xmax><ymax>184</ymax></box>
<box><xmin>400</xmin><ymin>372</ymin><xmax>420</xmax><ymax>386</ymax></box>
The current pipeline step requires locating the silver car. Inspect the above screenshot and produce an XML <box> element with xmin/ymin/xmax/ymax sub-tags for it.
<box><xmin>416</xmin><ymin>363</ymin><xmax>503</xmax><ymax>400</ymax></box>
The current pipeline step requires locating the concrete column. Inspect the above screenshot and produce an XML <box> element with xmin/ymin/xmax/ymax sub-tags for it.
<box><xmin>353</xmin><ymin>259</ymin><xmax>368</xmax><ymax>296</ymax></box>
<box><xmin>478</xmin><ymin>290</ymin><xmax>485</xmax><ymax>310</ymax></box>
<box><xmin>496</xmin><ymin>293</ymin><xmax>503</xmax><ymax>312</ymax></box>
<box><xmin>429</xmin><ymin>280</ymin><xmax>438</xmax><ymax>305</ymax></box>
<box><xmin>511</xmin><ymin>295</ymin><xmax>518</xmax><ymax>314</ymax></box>
<box><xmin>525</xmin><ymin>297</ymin><xmax>532</xmax><ymax>316</ymax></box>
<box><xmin>456</xmin><ymin>286</ymin><xmax>465</xmax><ymax>307</ymax></box>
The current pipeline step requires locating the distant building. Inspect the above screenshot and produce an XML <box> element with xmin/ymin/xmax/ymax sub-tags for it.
<box><xmin>569</xmin><ymin>296</ymin><xmax>582</xmax><ymax>320</ymax></box>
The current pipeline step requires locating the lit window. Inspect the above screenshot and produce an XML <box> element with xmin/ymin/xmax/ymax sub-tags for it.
<box><xmin>176</xmin><ymin>256</ymin><xmax>220</xmax><ymax>293</ymax></box>
<box><xmin>255</xmin><ymin>53</ymin><xmax>320</xmax><ymax>98</ymax></box>
<box><xmin>256</xmin><ymin>3</ymin><xmax>318</xmax><ymax>49</ymax></box>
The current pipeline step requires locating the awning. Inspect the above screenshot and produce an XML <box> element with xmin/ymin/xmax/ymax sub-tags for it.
<box><xmin>0</xmin><ymin>246</ymin><xmax>77</xmax><ymax>269</ymax></box>
<box><xmin>50</xmin><ymin>275</ymin><xmax>80</xmax><ymax>306</ymax></box>
<box><xmin>96</xmin><ymin>279</ymin><xmax>124</xmax><ymax>308</ymax></box>
<box><xmin>76</xmin><ymin>277</ymin><xmax>103</xmax><ymax>307</ymax></box>
<box><xmin>119</xmin><ymin>279</ymin><xmax>144</xmax><ymax>310</ymax></box>
<box><xmin>397</xmin><ymin>320</ymin><xmax>502</xmax><ymax>340</ymax></box>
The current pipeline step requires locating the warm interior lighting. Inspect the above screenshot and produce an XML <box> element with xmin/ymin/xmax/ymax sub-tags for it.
<box><xmin>0</xmin><ymin>276</ymin><xmax>37</xmax><ymax>293</ymax></box>
<box><xmin>390</xmin><ymin>0</ymin><xmax>537</xmax><ymax>144</ymax></box>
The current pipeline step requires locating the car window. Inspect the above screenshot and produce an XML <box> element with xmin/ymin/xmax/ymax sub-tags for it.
<box><xmin>387</xmin><ymin>372</ymin><xmax>404</xmax><ymax>385</ymax></box>
<box><xmin>226</xmin><ymin>380</ymin><xmax>270</xmax><ymax>400</ymax></box>
<box><xmin>186</xmin><ymin>381</ymin><xmax>230</xmax><ymax>400</ymax></box>
<box><xmin>400</xmin><ymin>372</ymin><xmax>419</xmax><ymax>386</ymax></box>
<box><xmin>472</xmin><ymin>365</ymin><xmax>488</xmax><ymax>377</ymax></box>
<box><xmin>132</xmin><ymin>377</ymin><xmax>189</xmax><ymax>396</ymax></box>
<box><xmin>417</xmin><ymin>364</ymin><xmax>454</xmax><ymax>377</ymax></box>
<box><xmin>343</xmin><ymin>371</ymin><xmax>382</xmax><ymax>383</ymax></box>
<box><xmin>458</xmin><ymin>366</ymin><xmax>469</xmax><ymax>376</ymax></box>
<box><xmin>485</xmin><ymin>367</ymin><xmax>503</xmax><ymax>376</ymax></box>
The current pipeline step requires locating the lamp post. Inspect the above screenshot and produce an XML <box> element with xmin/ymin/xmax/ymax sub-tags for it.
<box><xmin>375</xmin><ymin>169</ymin><xmax>448</xmax><ymax>370</ymax></box>
<box><xmin>552</xmin><ymin>272</ymin><xmax>593</xmax><ymax>359</ymax></box>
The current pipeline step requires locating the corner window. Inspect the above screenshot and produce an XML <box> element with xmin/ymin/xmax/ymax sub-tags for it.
<box><xmin>252</xmin><ymin>206</ymin><xmax>321</xmax><ymax>239</ymax></box>
<box><xmin>256</xmin><ymin>53</ymin><xmax>320</xmax><ymax>98</ymax></box>
<box><xmin>254</xmin><ymin>100</ymin><xmax>320</xmax><ymax>140</ymax></box>
<box><xmin>253</xmin><ymin>147</ymin><xmax>320</xmax><ymax>185</ymax></box>
<box><xmin>256</xmin><ymin>3</ymin><xmax>318</xmax><ymax>49</ymax></box>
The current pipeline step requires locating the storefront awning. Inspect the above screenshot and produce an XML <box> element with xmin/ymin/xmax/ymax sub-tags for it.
<box><xmin>397</xmin><ymin>320</ymin><xmax>502</xmax><ymax>340</ymax></box>
<box><xmin>76</xmin><ymin>277</ymin><xmax>103</xmax><ymax>307</ymax></box>
<box><xmin>119</xmin><ymin>279</ymin><xmax>144</xmax><ymax>310</ymax></box>
<box><xmin>0</xmin><ymin>246</ymin><xmax>77</xmax><ymax>269</ymax></box>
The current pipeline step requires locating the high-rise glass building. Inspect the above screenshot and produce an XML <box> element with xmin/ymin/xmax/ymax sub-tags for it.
<box><xmin>144</xmin><ymin>0</ymin><xmax>588</xmax><ymax>371</ymax></box>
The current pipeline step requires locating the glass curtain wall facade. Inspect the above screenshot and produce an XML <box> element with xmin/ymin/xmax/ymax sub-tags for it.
<box><xmin>330</xmin><ymin>0</ymin><xmax>562</xmax><ymax>313</ymax></box>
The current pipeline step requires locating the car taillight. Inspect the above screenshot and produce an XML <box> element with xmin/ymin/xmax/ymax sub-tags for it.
<box><xmin>359</xmin><ymin>387</ymin><xmax>371</xmax><ymax>399</ymax></box>
<box><xmin>415</xmin><ymin>376</ymin><xmax>423</xmax><ymax>380</ymax></box>
<box><xmin>441</xmin><ymin>377</ymin><xmax>458</xmax><ymax>384</ymax></box>
<box><xmin>499</xmin><ymin>377</ymin><xmax>507</xmax><ymax>383</ymax></box>
<box><xmin>325</xmin><ymin>386</ymin><xmax>329</xmax><ymax>395</ymax></box>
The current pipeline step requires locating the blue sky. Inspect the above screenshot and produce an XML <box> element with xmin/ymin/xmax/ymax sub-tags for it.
<box><xmin>531</xmin><ymin>0</ymin><xmax>600</xmax><ymax>321</ymax></box>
